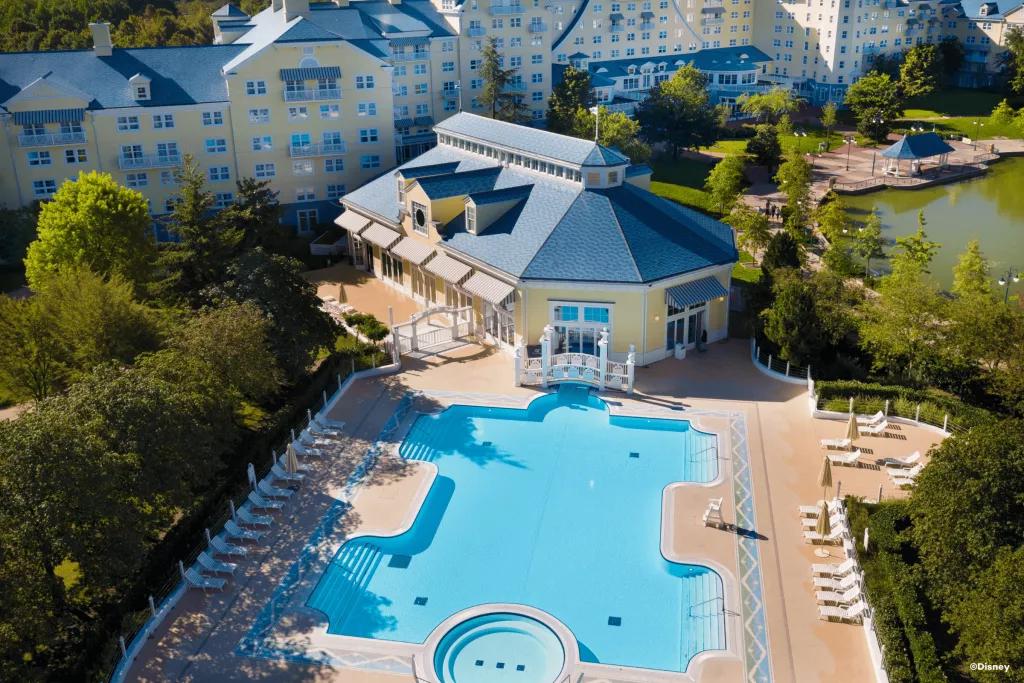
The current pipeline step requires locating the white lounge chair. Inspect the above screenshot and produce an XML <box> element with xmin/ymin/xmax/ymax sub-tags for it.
<box><xmin>293</xmin><ymin>442</ymin><xmax>327</xmax><ymax>458</ymax></box>
<box><xmin>248</xmin><ymin>490</ymin><xmax>285</xmax><ymax>511</ymax></box>
<box><xmin>816</xmin><ymin>585</ymin><xmax>863</xmax><ymax>606</ymax></box>
<box><xmin>271</xmin><ymin>462</ymin><xmax>306</xmax><ymax>484</ymax></box>
<box><xmin>877</xmin><ymin>451</ymin><xmax>921</xmax><ymax>468</ymax></box>
<box><xmin>811</xmin><ymin>558</ymin><xmax>858</xmax><ymax>577</ymax></box>
<box><xmin>885</xmin><ymin>462</ymin><xmax>924</xmax><ymax>478</ymax></box>
<box><xmin>236</xmin><ymin>507</ymin><xmax>273</xmax><ymax>528</ymax></box>
<box><xmin>802</xmin><ymin>512</ymin><xmax>846</xmax><ymax>529</ymax></box>
<box><xmin>184</xmin><ymin>567</ymin><xmax>226</xmax><ymax>594</ymax></box>
<box><xmin>277</xmin><ymin>452</ymin><xmax>311</xmax><ymax>472</ymax></box>
<box><xmin>813</xmin><ymin>572</ymin><xmax>861</xmax><ymax>591</ymax></box>
<box><xmin>210</xmin><ymin>534</ymin><xmax>248</xmax><ymax>558</ymax></box>
<box><xmin>804</xmin><ymin>528</ymin><xmax>847</xmax><ymax>545</ymax></box>
<box><xmin>827</xmin><ymin>449</ymin><xmax>862</xmax><ymax>467</ymax></box>
<box><xmin>300</xmin><ymin>432</ymin><xmax>337</xmax><ymax>447</ymax></box>
<box><xmin>304</xmin><ymin>425</ymin><xmax>343</xmax><ymax>440</ymax></box>
<box><xmin>890</xmin><ymin>471</ymin><xmax>919</xmax><ymax>489</ymax></box>
<box><xmin>225</xmin><ymin>519</ymin><xmax>264</xmax><ymax>543</ymax></box>
<box><xmin>196</xmin><ymin>551</ymin><xmax>237</xmax><ymax>576</ymax></box>
<box><xmin>818</xmin><ymin>600</ymin><xmax>868</xmax><ymax>623</ymax></box>
<box><xmin>857</xmin><ymin>411</ymin><xmax>886</xmax><ymax>426</ymax></box>
<box><xmin>313</xmin><ymin>414</ymin><xmax>346</xmax><ymax>430</ymax></box>
<box><xmin>799</xmin><ymin>501</ymin><xmax>842</xmax><ymax>517</ymax></box>
<box><xmin>258</xmin><ymin>479</ymin><xmax>294</xmax><ymax>500</ymax></box>
<box><xmin>820</xmin><ymin>437</ymin><xmax>852</xmax><ymax>450</ymax></box>
<box><xmin>860</xmin><ymin>420</ymin><xmax>889</xmax><ymax>436</ymax></box>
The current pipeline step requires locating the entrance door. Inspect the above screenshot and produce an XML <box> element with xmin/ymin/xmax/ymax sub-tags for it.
<box><xmin>364</xmin><ymin>243</ymin><xmax>374</xmax><ymax>274</ymax></box>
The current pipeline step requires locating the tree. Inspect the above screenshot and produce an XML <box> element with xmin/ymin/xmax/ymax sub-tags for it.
<box><xmin>891</xmin><ymin>210</ymin><xmax>940</xmax><ymax>276</ymax></box>
<box><xmin>762</xmin><ymin>230</ymin><xmax>802</xmax><ymax>273</ymax></box>
<box><xmin>0</xmin><ymin>206</ymin><xmax>37</xmax><ymax>266</ymax></box>
<box><xmin>820</xmin><ymin>101</ymin><xmax>838</xmax><ymax>145</ymax></box>
<box><xmin>727</xmin><ymin>205</ymin><xmax>772</xmax><ymax>264</ymax></box>
<box><xmin>480</xmin><ymin>37</ymin><xmax>527</xmax><ymax>121</ymax></box>
<box><xmin>737</xmin><ymin>86</ymin><xmax>799</xmax><ymax>123</ymax></box>
<box><xmin>1004</xmin><ymin>26</ymin><xmax>1024</xmax><ymax>94</ymax></box>
<box><xmin>221</xmin><ymin>177</ymin><xmax>285</xmax><ymax>252</ymax></box>
<box><xmin>937</xmin><ymin>37</ymin><xmax>965</xmax><ymax>81</ymax></box>
<box><xmin>0</xmin><ymin>292</ymin><xmax>65</xmax><ymax>401</ymax></box>
<box><xmin>952</xmin><ymin>239</ymin><xmax>992</xmax><ymax>298</ymax></box>
<box><xmin>570</xmin><ymin>106</ymin><xmax>651</xmax><ymax>161</ymax></box>
<box><xmin>761</xmin><ymin>268</ymin><xmax>857</xmax><ymax>365</ymax></box>
<box><xmin>547</xmin><ymin>65</ymin><xmax>593</xmax><ymax>134</ymax></box>
<box><xmin>636</xmin><ymin>65</ymin><xmax>719</xmax><ymax>156</ymax></box>
<box><xmin>24</xmin><ymin>171</ymin><xmax>154</xmax><ymax>289</ymax></box>
<box><xmin>776</xmin><ymin>112</ymin><xmax>794</xmax><ymax>137</ymax></box>
<box><xmin>844</xmin><ymin>72</ymin><xmax>904</xmax><ymax>142</ymax></box>
<box><xmin>745</xmin><ymin>124</ymin><xmax>783</xmax><ymax>167</ymax></box>
<box><xmin>775</xmin><ymin>150</ymin><xmax>813</xmax><ymax>237</ymax></box>
<box><xmin>704</xmin><ymin>154</ymin><xmax>746</xmax><ymax>214</ymax></box>
<box><xmin>814</xmin><ymin>192</ymin><xmax>851</xmax><ymax>243</ymax></box>
<box><xmin>990</xmin><ymin>98</ymin><xmax>1015</xmax><ymax>127</ymax></box>
<box><xmin>898</xmin><ymin>44</ymin><xmax>940</xmax><ymax>99</ymax></box>
<box><xmin>854</xmin><ymin>208</ymin><xmax>885</xmax><ymax>277</ymax></box>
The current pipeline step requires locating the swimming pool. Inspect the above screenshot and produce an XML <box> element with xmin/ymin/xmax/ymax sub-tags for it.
<box><xmin>307</xmin><ymin>383</ymin><xmax>726</xmax><ymax>674</ymax></box>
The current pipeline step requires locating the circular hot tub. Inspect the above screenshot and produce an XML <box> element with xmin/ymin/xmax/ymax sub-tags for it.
<box><xmin>432</xmin><ymin>612</ymin><xmax>565</xmax><ymax>683</ymax></box>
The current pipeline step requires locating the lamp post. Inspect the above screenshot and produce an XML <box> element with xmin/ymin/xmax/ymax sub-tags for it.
<box><xmin>794</xmin><ymin>130</ymin><xmax>807</xmax><ymax>153</ymax></box>
<box><xmin>844</xmin><ymin>135</ymin><xmax>856</xmax><ymax>171</ymax></box>
<box><xmin>871</xmin><ymin>151</ymin><xmax>877</xmax><ymax>176</ymax></box>
<box><xmin>998</xmin><ymin>268</ymin><xmax>1020</xmax><ymax>304</ymax></box>
<box><xmin>973</xmin><ymin>120</ymin><xmax>984</xmax><ymax>150</ymax></box>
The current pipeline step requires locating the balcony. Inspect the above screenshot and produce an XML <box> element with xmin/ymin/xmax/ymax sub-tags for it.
<box><xmin>391</xmin><ymin>51</ymin><xmax>431</xmax><ymax>62</ymax></box>
<box><xmin>442</xmin><ymin>88</ymin><xmax>460</xmax><ymax>100</ymax></box>
<box><xmin>18</xmin><ymin>131</ymin><xmax>87</xmax><ymax>147</ymax></box>
<box><xmin>283</xmin><ymin>88</ymin><xmax>342</xmax><ymax>102</ymax></box>
<box><xmin>528</xmin><ymin>21</ymin><xmax>548</xmax><ymax>32</ymax></box>
<box><xmin>506</xmin><ymin>82</ymin><xmax>527</xmax><ymax>92</ymax></box>
<box><xmin>489</xmin><ymin>3</ymin><xmax>525</xmax><ymax>14</ymax></box>
<box><xmin>118</xmin><ymin>154</ymin><xmax>181</xmax><ymax>170</ymax></box>
<box><xmin>701</xmin><ymin>16</ymin><xmax>724</xmax><ymax>25</ymax></box>
<box><xmin>705</xmin><ymin>0</ymin><xmax>725</xmax><ymax>6</ymax></box>
<box><xmin>467</xmin><ymin>26</ymin><xmax>487</xmax><ymax>36</ymax></box>
<box><xmin>610</xmin><ymin>23</ymin><xmax>624</xmax><ymax>32</ymax></box>
<box><xmin>289</xmin><ymin>141</ymin><xmax>348</xmax><ymax>157</ymax></box>
<box><xmin>639</xmin><ymin>21</ymin><xmax>654</xmax><ymax>29</ymax></box>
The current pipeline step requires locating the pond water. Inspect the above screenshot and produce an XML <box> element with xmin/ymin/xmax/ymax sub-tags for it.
<box><xmin>844</xmin><ymin>156</ymin><xmax>1024</xmax><ymax>291</ymax></box>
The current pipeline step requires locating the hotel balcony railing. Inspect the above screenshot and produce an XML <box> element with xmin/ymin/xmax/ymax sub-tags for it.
<box><xmin>282</xmin><ymin>88</ymin><xmax>342</xmax><ymax>102</ymax></box>
<box><xmin>528</xmin><ymin>21</ymin><xmax>548</xmax><ymax>32</ymax></box>
<box><xmin>442</xmin><ymin>89</ymin><xmax>460</xmax><ymax>100</ymax></box>
<box><xmin>489</xmin><ymin>3</ymin><xmax>525</xmax><ymax>14</ymax></box>
<box><xmin>118</xmin><ymin>154</ymin><xmax>181</xmax><ymax>170</ymax></box>
<box><xmin>712</xmin><ymin>82</ymin><xmax>769</xmax><ymax>93</ymax></box>
<box><xmin>467</xmin><ymin>26</ymin><xmax>487</xmax><ymax>36</ymax></box>
<box><xmin>18</xmin><ymin>131</ymin><xmax>87</xmax><ymax>147</ymax></box>
<box><xmin>610</xmin><ymin>23</ymin><xmax>624</xmax><ymax>32</ymax></box>
<box><xmin>705</xmin><ymin>0</ymin><xmax>725</xmax><ymax>6</ymax></box>
<box><xmin>289</xmin><ymin>141</ymin><xmax>348</xmax><ymax>157</ymax></box>
<box><xmin>391</xmin><ymin>51</ymin><xmax>431</xmax><ymax>62</ymax></box>
<box><xmin>506</xmin><ymin>82</ymin><xmax>527</xmax><ymax>92</ymax></box>
<box><xmin>639</xmin><ymin>21</ymin><xmax>654</xmax><ymax>29</ymax></box>
<box><xmin>701</xmin><ymin>16</ymin><xmax>724</xmax><ymax>25</ymax></box>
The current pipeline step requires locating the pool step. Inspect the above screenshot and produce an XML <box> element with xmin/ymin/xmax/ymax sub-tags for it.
<box><xmin>680</xmin><ymin>570</ymin><xmax>727</xmax><ymax>668</ymax></box>
<box><xmin>400</xmin><ymin>416</ymin><xmax>448</xmax><ymax>463</ymax></box>
<box><xmin>307</xmin><ymin>541</ymin><xmax>383</xmax><ymax>630</ymax></box>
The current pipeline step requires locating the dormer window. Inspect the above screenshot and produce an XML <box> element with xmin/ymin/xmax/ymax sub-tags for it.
<box><xmin>129</xmin><ymin>73</ymin><xmax>151</xmax><ymax>101</ymax></box>
<box><xmin>412</xmin><ymin>201</ymin><xmax>428</xmax><ymax>235</ymax></box>
<box><xmin>466</xmin><ymin>204</ymin><xmax>477</xmax><ymax>234</ymax></box>
<box><xmin>398</xmin><ymin>178</ymin><xmax>407</xmax><ymax>205</ymax></box>
<box><xmin>135</xmin><ymin>85</ymin><xmax>149</xmax><ymax>100</ymax></box>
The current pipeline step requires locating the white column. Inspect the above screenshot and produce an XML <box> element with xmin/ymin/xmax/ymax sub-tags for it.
<box><xmin>541</xmin><ymin>324</ymin><xmax>553</xmax><ymax>388</ymax></box>
<box><xmin>626</xmin><ymin>343</ymin><xmax>636</xmax><ymax>395</ymax></box>
<box><xmin>513</xmin><ymin>343</ymin><xmax>523</xmax><ymax>387</ymax></box>
<box><xmin>597</xmin><ymin>327</ymin><xmax>609</xmax><ymax>391</ymax></box>
<box><xmin>388</xmin><ymin>306</ymin><xmax>401</xmax><ymax>364</ymax></box>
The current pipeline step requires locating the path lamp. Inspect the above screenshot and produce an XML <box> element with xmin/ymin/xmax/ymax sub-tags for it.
<box><xmin>871</xmin><ymin>151</ymin><xmax>877</xmax><ymax>176</ymax></box>
<box><xmin>973</xmin><ymin>120</ymin><xmax>984</xmax><ymax>150</ymax></box>
<box><xmin>794</xmin><ymin>130</ymin><xmax>808</xmax><ymax>153</ymax></box>
<box><xmin>998</xmin><ymin>269</ymin><xmax>1020</xmax><ymax>304</ymax></box>
<box><xmin>844</xmin><ymin>136</ymin><xmax>856</xmax><ymax>171</ymax></box>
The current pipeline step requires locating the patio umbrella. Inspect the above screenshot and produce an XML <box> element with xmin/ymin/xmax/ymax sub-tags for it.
<box><xmin>814</xmin><ymin>499</ymin><xmax>833</xmax><ymax>558</ymax></box>
<box><xmin>845</xmin><ymin>413</ymin><xmax>860</xmax><ymax>447</ymax></box>
<box><xmin>819</xmin><ymin>456</ymin><xmax>833</xmax><ymax>501</ymax></box>
<box><xmin>247</xmin><ymin>462</ymin><xmax>257</xmax><ymax>490</ymax></box>
<box><xmin>229</xmin><ymin>499</ymin><xmax>238</xmax><ymax>522</ymax></box>
<box><xmin>285</xmin><ymin>444</ymin><xmax>300</xmax><ymax>474</ymax></box>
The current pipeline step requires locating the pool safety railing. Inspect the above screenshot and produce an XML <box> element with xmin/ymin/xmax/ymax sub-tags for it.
<box><xmin>392</xmin><ymin>305</ymin><xmax>475</xmax><ymax>356</ymax></box>
<box><xmin>750</xmin><ymin>339</ymin><xmax>810</xmax><ymax>384</ymax></box>
<box><xmin>515</xmin><ymin>325</ymin><xmax>635</xmax><ymax>394</ymax></box>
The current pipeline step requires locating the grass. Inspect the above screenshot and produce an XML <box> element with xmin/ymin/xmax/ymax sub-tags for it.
<box><xmin>896</xmin><ymin>89</ymin><xmax>1024</xmax><ymax>141</ymax></box>
<box><xmin>649</xmin><ymin>156</ymin><xmax>718</xmax><ymax>215</ymax></box>
<box><xmin>732</xmin><ymin>250</ymin><xmax>762</xmax><ymax>285</ymax></box>
<box><xmin>707</xmin><ymin>124</ymin><xmax>845</xmax><ymax>156</ymax></box>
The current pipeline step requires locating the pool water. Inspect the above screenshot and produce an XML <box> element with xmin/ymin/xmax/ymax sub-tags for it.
<box><xmin>307</xmin><ymin>384</ymin><xmax>726</xmax><ymax>673</ymax></box>
<box><xmin>433</xmin><ymin>613</ymin><xmax>564</xmax><ymax>683</ymax></box>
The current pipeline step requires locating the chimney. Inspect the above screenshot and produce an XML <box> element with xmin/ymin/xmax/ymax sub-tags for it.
<box><xmin>283</xmin><ymin>0</ymin><xmax>309</xmax><ymax>20</ymax></box>
<box><xmin>89</xmin><ymin>22</ymin><xmax>112</xmax><ymax>57</ymax></box>
<box><xmin>272</xmin><ymin>0</ymin><xmax>283</xmax><ymax>11</ymax></box>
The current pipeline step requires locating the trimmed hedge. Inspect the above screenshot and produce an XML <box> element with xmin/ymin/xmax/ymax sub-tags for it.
<box><xmin>816</xmin><ymin>379</ymin><xmax>994</xmax><ymax>431</ymax></box>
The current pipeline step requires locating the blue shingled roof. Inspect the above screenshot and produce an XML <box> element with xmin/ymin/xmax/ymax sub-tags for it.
<box><xmin>213</xmin><ymin>3</ymin><xmax>248</xmax><ymax>17</ymax></box>
<box><xmin>469</xmin><ymin>184</ymin><xmax>533</xmax><ymax>205</ymax></box>
<box><xmin>0</xmin><ymin>45</ymin><xmax>244</xmax><ymax>110</ymax></box>
<box><xmin>399</xmin><ymin>162</ymin><xmax>462</xmax><ymax>179</ymax></box>
<box><xmin>436</xmin><ymin>112</ymin><xmax>630</xmax><ymax>167</ymax></box>
<box><xmin>882</xmin><ymin>133</ymin><xmax>955</xmax><ymax>159</ymax></box>
<box><xmin>625</xmin><ymin>163</ymin><xmax>652</xmax><ymax>177</ymax></box>
<box><xmin>416</xmin><ymin>167</ymin><xmax>503</xmax><ymax>199</ymax></box>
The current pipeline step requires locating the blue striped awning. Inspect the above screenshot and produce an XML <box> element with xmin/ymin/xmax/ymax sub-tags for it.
<box><xmin>12</xmin><ymin>108</ymin><xmax>85</xmax><ymax>125</ymax></box>
<box><xmin>413</xmin><ymin>115</ymin><xmax>434</xmax><ymax>127</ymax></box>
<box><xmin>391</xmin><ymin>36</ymin><xmax>430</xmax><ymax>47</ymax></box>
<box><xmin>665</xmin><ymin>276</ymin><xmax>728</xmax><ymax>308</ymax></box>
<box><xmin>279</xmin><ymin>66</ymin><xmax>341</xmax><ymax>81</ymax></box>
<box><xmin>640</xmin><ymin>10</ymin><xmax>654</xmax><ymax>18</ymax></box>
<box><xmin>394</xmin><ymin>117</ymin><xmax>414</xmax><ymax>128</ymax></box>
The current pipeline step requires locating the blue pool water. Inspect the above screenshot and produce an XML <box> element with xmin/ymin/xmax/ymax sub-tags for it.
<box><xmin>307</xmin><ymin>384</ymin><xmax>726</xmax><ymax>673</ymax></box>
<box><xmin>433</xmin><ymin>613</ymin><xmax>564</xmax><ymax>683</ymax></box>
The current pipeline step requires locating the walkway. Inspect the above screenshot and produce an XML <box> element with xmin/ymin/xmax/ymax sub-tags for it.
<box><xmin>304</xmin><ymin>264</ymin><xmax>422</xmax><ymax>325</ymax></box>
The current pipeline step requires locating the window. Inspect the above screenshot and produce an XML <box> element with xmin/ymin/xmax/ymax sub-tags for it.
<box><xmin>411</xmin><ymin>201</ymin><xmax>428</xmax><ymax>234</ymax></box>
<box><xmin>357</xmin><ymin>102</ymin><xmax>377</xmax><ymax>116</ymax></box>
<box><xmin>121</xmin><ymin>144</ymin><xmax>143</xmax><ymax>162</ymax></box>
<box><xmin>288</xmin><ymin>106</ymin><xmax>309</xmax><ymax>120</ymax></box>
<box><xmin>292</xmin><ymin>160</ymin><xmax>314</xmax><ymax>175</ymax></box>
<box><xmin>325</xmin><ymin>157</ymin><xmax>345</xmax><ymax>173</ymax></box>
<box><xmin>245</xmin><ymin>80</ymin><xmax>267</xmax><ymax>95</ymax></box>
<box><xmin>296</xmin><ymin>187</ymin><xmax>316</xmax><ymax>202</ymax></box>
<box><xmin>252</xmin><ymin>135</ymin><xmax>272</xmax><ymax>151</ymax></box>
<box><xmin>117</xmin><ymin>115</ymin><xmax>140</xmax><ymax>132</ymax></box>
<box><xmin>327</xmin><ymin>184</ymin><xmax>346</xmax><ymax>200</ymax></box>
<box><xmin>202</xmin><ymin>111</ymin><xmax>224</xmax><ymax>127</ymax></box>
<box><xmin>248</xmin><ymin>108</ymin><xmax>270</xmax><ymax>124</ymax></box>
<box><xmin>135</xmin><ymin>85</ymin><xmax>149</xmax><ymax>100</ymax></box>
<box><xmin>355</xmin><ymin>74</ymin><xmax>375</xmax><ymax>89</ymax></box>
<box><xmin>126</xmin><ymin>172</ymin><xmax>148</xmax><ymax>188</ymax></box>
<box><xmin>65</xmin><ymin>148</ymin><xmax>87</xmax><ymax>164</ymax></box>
<box><xmin>153</xmin><ymin>114</ymin><xmax>175</xmax><ymax>129</ymax></box>
<box><xmin>296</xmin><ymin>209</ymin><xmax>318</xmax><ymax>232</ymax></box>
<box><xmin>466</xmin><ymin>204</ymin><xmax>477</xmax><ymax>233</ymax></box>
<box><xmin>254</xmin><ymin>162</ymin><xmax>276</xmax><ymax>178</ymax></box>
<box><xmin>550</xmin><ymin>301</ymin><xmax>612</xmax><ymax>354</ymax></box>
<box><xmin>442</xmin><ymin>61</ymin><xmax>455</xmax><ymax>72</ymax></box>
<box><xmin>33</xmin><ymin>179</ymin><xmax>57</xmax><ymax>198</ymax></box>
<box><xmin>361</xmin><ymin>154</ymin><xmax>381</xmax><ymax>169</ymax></box>
<box><xmin>414</xmin><ymin>63</ymin><xmax>428</xmax><ymax>75</ymax></box>
<box><xmin>208</xmin><ymin>166</ymin><xmax>231</xmax><ymax>182</ymax></box>
<box><xmin>416</xmin><ymin>103</ymin><xmax>429</xmax><ymax>116</ymax></box>
<box><xmin>156</xmin><ymin>142</ymin><xmax>178</xmax><ymax>161</ymax></box>
<box><xmin>214</xmin><ymin>192</ymin><xmax>233</xmax><ymax>208</ymax></box>
<box><xmin>320</xmin><ymin>104</ymin><xmax>341</xmax><ymax>119</ymax></box>
<box><xmin>22</xmin><ymin>124</ymin><xmax>44</xmax><ymax>138</ymax></box>
<box><xmin>414</xmin><ymin>83</ymin><xmax>428</xmax><ymax>94</ymax></box>
<box><xmin>205</xmin><ymin>138</ymin><xmax>227</xmax><ymax>154</ymax></box>
<box><xmin>27</xmin><ymin>151</ymin><xmax>51</xmax><ymax>166</ymax></box>
<box><xmin>161</xmin><ymin>170</ymin><xmax>175</xmax><ymax>185</ymax></box>
<box><xmin>359</xmin><ymin>128</ymin><xmax>379</xmax><ymax>143</ymax></box>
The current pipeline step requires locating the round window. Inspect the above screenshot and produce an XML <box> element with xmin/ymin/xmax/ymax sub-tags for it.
<box><xmin>415</xmin><ymin>208</ymin><xmax>426</xmax><ymax>227</ymax></box>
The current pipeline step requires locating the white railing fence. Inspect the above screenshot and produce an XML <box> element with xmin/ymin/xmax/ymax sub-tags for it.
<box><xmin>392</xmin><ymin>305</ymin><xmax>474</xmax><ymax>356</ymax></box>
<box><xmin>750</xmin><ymin>338</ymin><xmax>811</xmax><ymax>384</ymax></box>
<box><xmin>515</xmin><ymin>325</ymin><xmax>635</xmax><ymax>394</ymax></box>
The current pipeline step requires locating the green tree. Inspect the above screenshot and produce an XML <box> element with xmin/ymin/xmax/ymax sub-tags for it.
<box><xmin>937</xmin><ymin>37</ymin><xmax>965</xmax><ymax>81</ymax></box>
<box><xmin>221</xmin><ymin>177</ymin><xmax>285</xmax><ymax>252</ymax></box>
<box><xmin>738</xmin><ymin>86</ymin><xmax>799</xmax><ymax>123</ymax></box>
<box><xmin>727</xmin><ymin>204</ymin><xmax>772</xmax><ymax>265</ymax></box>
<box><xmin>571</xmin><ymin>106</ymin><xmax>652</xmax><ymax>161</ymax></box>
<box><xmin>480</xmin><ymin>37</ymin><xmax>527</xmax><ymax>121</ymax></box>
<box><xmin>0</xmin><ymin>206</ymin><xmax>37</xmax><ymax>266</ymax></box>
<box><xmin>745</xmin><ymin>124</ymin><xmax>783</xmax><ymax>167</ymax></box>
<box><xmin>547</xmin><ymin>65</ymin><xmax>593</xmax><ymax>134</ymax></box>
<box><xmin>704</xmin><ymin>154</ymin><xmax>746</xmax><ymax>214</ymax></box>
<box><xmin>854</xmin><ymin>208</ymin><xmax>885</xmax><ymax>277</ymax></box>
<box><xmin>891</xmin><ymin>211</ymin><xmax>941</xmax><ymax>276</ymax></box>
<box><xmin>952</xmin><ymin>239</ymin><xmax>992</xmax><ymax>297</ymax></box>
<box><xmin>990</xmin><ymin>98</ymin><xmax>1015</xmax><ymax>126</ymax></box>
<box><xmin>775</xmin><ymin>150</ymin><xmax>813</xmax><ymax>236</ymax></box>
<box><xmin>24</xmin><ymin>171</ymin><xmax>154</xmax><ymax>289</ymax></box>
<box><xmin>636</xmin><ymin>65</ymin><xmax>720</xmax><ymax>156</ymax></box>
<box><xmin>814</xmin><ymin>192</ymin><xmax>851</xmax><ymax>243</ymax></box>
<box><xmin>844</xmin><ymin>72</ymin><xmax>904</xmax><ymax>141</ymax></box>
<box><xmin>761</xmin><ymin>268</ymin><xmax>856</xmax><ymax>365</ymax></box>
<box><xmin>761</xmin><ymin>230</ymin><xmax>802</xmax><ymax>273</ymax></box>
<box><xmin>898</xmin><ymin>44</ymin><xmax>940</xmax><ymax>99</ymax></box>
<box><xmin>820</xmin><ymin>100</ymin><xmax>838</xmax><ymax>145</ymax></box>
<box><xmin>0</xmin><ymin>292</ymin><xmax>65</xmax><ymax>401</ymax></box>
<box><xmin>1005</xmin><ymin>26</ymin><xmax>1024</xmax><ymax>94</ymax></box>
<box><xmin>776</xmin><ymin>112</ymin><xmax>794</xmax><ymax>137</ymax></box>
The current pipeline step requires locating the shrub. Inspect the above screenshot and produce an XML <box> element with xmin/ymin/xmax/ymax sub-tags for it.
<box><xmin>815</xmin><ymin>379</ymin><xmax>994</xmax><ymax>430</ymax></box>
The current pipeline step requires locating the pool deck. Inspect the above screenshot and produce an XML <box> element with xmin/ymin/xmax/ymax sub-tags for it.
<box><xmin>126</xmin><ymin>339</ymin><xmax>942</xmax><ymax>683</ymax></box>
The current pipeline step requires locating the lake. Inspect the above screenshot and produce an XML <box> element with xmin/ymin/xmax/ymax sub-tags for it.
<box><xmin>844</xmin><ymin>156</ymin><xmax>1024</xmax><ymax>291</ymax></box>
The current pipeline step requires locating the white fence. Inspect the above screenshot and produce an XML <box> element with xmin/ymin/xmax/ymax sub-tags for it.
<box><xmin>392</xmin><ymin>306</ymin><xmax>474</xmax><ymax>355</ymax></box>
<box><xmin>750</xmin><ymin>338</ymin><xmax>811</xmax><ymax>384</ymax></box>
<box><xmin>515</xmin><ymin>325</ymin><xmax>635</xmax><ymax>393</ymax></box>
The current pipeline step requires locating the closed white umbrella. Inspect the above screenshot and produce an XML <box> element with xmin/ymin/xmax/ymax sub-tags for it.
<box><xmin>247</xmin><ymin>462</ymin><xmax>257</xmax><ymax>489</ymax></box>
<box><xmin>814</xmin><ymin>499</ymin><xmax>832</xmax><ymax>558</ymax></box>
<box><xmin>845</xmin><ymin>413</ymin><xmax>860</xmax><ymax>448</ymax></box>
<box><xmin>285</xmin><ymin>444</ymin><xmax>300</xmax><ymax>474</ymax></box>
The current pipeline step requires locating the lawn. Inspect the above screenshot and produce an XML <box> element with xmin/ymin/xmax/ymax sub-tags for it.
<box><xmin>899</xmin><ymin>89</ymin><xmax>1024</xmax><ymax>140</ymax></box>
<box><xmin>707</xmin><ymin>125</ymin><xmax>844</xmax><ymax>156</ymax></box>
<box><xmin>732</xmin><ymin>250</ymin><xmax>761</xmax><ymax>284</ymax></box>
<box><xmin>649</xmin><ymin>156</ymin><xmax>717</xmax><ymax>215</ymax></box>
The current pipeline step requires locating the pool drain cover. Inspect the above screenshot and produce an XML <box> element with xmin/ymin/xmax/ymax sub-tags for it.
<box><xmin>608</xmin><ymin>616</ymin><xmax>622</xmax><ymax>626</ymax></box>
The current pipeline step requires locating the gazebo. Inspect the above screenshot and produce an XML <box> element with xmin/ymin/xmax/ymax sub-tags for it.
<box><xmin>881</xmin><ymin>132</ymin><xmax>956</xmax><ymax>177</ymax></box>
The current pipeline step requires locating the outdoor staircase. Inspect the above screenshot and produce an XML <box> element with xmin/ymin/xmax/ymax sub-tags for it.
<box><xmin>681</xmin><ymin>570</ymin><xmax>727</xmax><ymax>667</ymax></box>
<box><xmin>398</xmin><ymin>417</ymin><xmax>447</xmax><ymax>463</ymax></box>
<box><xmin>307</xmin><ymin>541</ymin><xmax>383</xmax><ymax>630</ymax></box>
